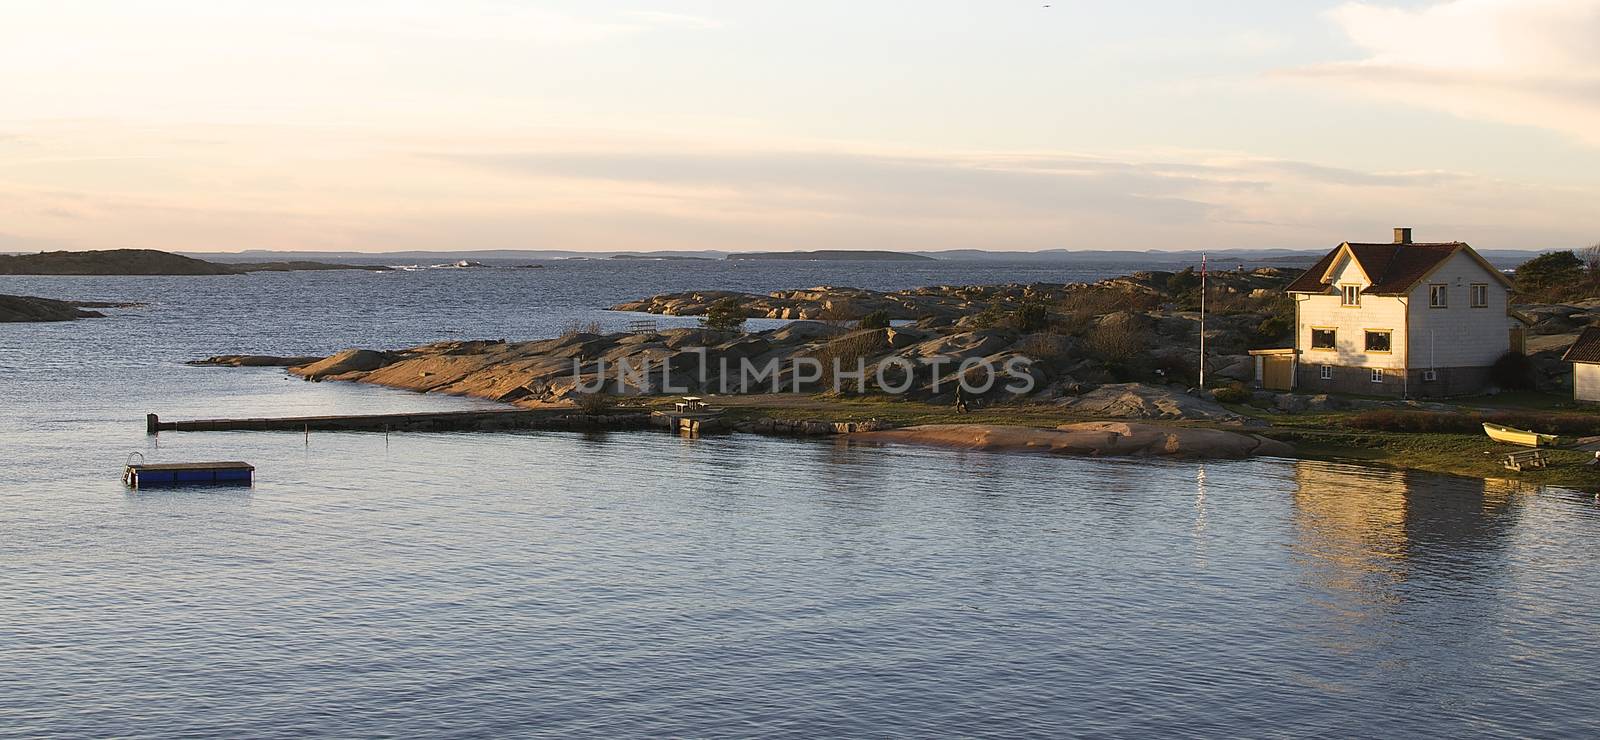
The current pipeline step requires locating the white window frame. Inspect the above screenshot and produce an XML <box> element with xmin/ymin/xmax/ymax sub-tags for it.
<box><xmin>1320</xmin><ymin>365</ymin><xmax>1333</xmax><ymax>381</ymax></box>
<box><xmin>1341</xmin><ymin>285</ymin><xmax>1361</xmax><ymax>307</ymax></box>
<box><xmin>1429</xmin><ymin>284</ymin><xmax>1448</xmax><ymax>308</ymax></box>
<box><xmin>1371</xmin><ymin>368</ymin><xmax>1384</xmax><ymax>384</ymax></box>
<box><xmin>1470</xmin><ymin>283</ymin><xmax>1488</xmax><ymax>308</ymax></box>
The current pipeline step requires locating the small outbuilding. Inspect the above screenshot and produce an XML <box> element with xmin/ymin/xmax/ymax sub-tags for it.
<box><xmin>1561</xmin><ymin>326</ymin><xmax>1600</xmax><ymax>404</ymax></box>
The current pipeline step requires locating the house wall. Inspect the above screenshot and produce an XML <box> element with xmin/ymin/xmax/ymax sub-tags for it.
<box><xmin>1295</xmin><ymin>255</ymin><xmax>1408</xmax><ymax>370</ymax></box>
<box><xmin>1295</xmin><ymin>364</ymin><xmax>1407</xmax><ymax>395</ymax></box>
<box><xmin>1576</xmin><ymin>363</ymin><xmax>1600</xmax><ymax>403</ymax></box>
<box><xmin>1405</xmin><ymin>251</ymin><xmax>1514</xmax><ymax>370</ymax></box>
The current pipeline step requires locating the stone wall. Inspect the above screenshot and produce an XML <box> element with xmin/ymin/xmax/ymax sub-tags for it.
<box><xmin>1294</xmin><ymin>363</ymin><xmax>1492</xmax><ymax>397</ymax></box>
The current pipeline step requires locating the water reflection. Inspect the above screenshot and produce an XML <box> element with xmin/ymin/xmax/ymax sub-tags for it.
<box><xmin>1290</xmin><ymin>461</ymin><xmax>1526</xmax><ymax>620</ymax></box>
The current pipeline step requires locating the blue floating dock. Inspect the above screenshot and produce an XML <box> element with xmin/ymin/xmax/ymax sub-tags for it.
<box><xmin>123</xmin><ymin>461</ymin><xmax>255</xmax><ymax>488</ymax></box>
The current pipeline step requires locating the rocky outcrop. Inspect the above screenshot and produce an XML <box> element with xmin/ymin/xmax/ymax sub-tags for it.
<box><xmin>291</xmin><ymin>349</ymin><xmax>397</xmax><ymax>380</ymax></box>
<box><xmin>850</xmin><ymin>422</ymin><xmax>1292</xmax><ymax>459</ymax></box>
<box><xmin>611</xmin><ymin>268</ymin><xmax>1300</xmax><ymax>324</ymax></box>
<box><xmin>1055</xmin><ymin>383</ymin><xmax>1245</xmax><ymax>423</ymax></box>
<box><xmin>187</xmin><ymin>354</ymin><xmax>323</xmax><ymax>368</ymax></box>
<box><xmin>0</xmin><ymin>294</ymin><xmax>109</xmax><ymax>322</ymax></box>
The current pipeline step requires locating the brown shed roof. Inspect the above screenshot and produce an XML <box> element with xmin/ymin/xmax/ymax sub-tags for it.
<box><xmin>1285</xmin><ymin>242</ymin><xmax>1480</xmax><ymax>296</ymax></box>
<box><xmin>1562</xmin><ymin>326</ymin><xmax>1600</xmax><ymax>364</ymax></box>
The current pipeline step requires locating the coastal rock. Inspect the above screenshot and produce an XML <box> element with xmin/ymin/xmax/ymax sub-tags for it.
<box><xmin>0</xmin><ymin>294</ymin><xmax>107</xmax><ymax>322</ymax></box>
<box><xmin>767</xmin><ymin>321</ymin><xmax>851</xmax><ymax>344</ymax></box>
<box><xmin>1531</xmin><ymin>314</ymin><xmax>1579</xmax><ymax>336</ymax></box>
<box><xmin>884</xmin><ymin>326</ymin><xmax>931</xmax><ymax>348</ymax></box>
<box><xmin>1274</xmin><ymin>394</ymin><xmax>1310</xmax><ymax>414</ymax></box>
<box><xmin>1211</xmin><ymin>354</ymin><xmax>1255</xmax><ymax>382</ymax></box>
<box><xmin>1056</xmin><ymin>383</ymin><xmax>1243</xmax><ymax>422</ymax></box>
<box><xmin>850</xmin><ymin>422</ymin><xmax>1291</xmax><ymax>459</ymax></box>
<box><xmin>188</xmin><ymin>354</ymin><xmax>323</xmax><ymax>368</ymax></box>
<box><xmin>291</xmin><ymin>349</ymin><xmax>396</xmax><ymax>380</ymax></box>
<box><xmin>902</xmin><ymin>330</ymin><xmax>1013</xmax><ymax>361</ymax></box>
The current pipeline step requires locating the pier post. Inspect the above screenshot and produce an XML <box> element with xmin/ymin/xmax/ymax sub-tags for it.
<box><xmin>146</xmin><ymin>413</ymin><xmax>159</xmax><ymax>435</ymax></box>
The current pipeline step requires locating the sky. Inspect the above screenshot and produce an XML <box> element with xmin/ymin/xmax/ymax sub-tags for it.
<box><xmin>1</xmin><ymin>0</ymin><xmax>1597</xmax><ymax>253</ymax></box>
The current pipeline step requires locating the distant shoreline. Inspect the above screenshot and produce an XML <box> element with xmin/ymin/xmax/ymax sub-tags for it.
<box><xmin>0</xmin><ymin>249</ymin><xmax>387</xmax><ymax>276</ymax></box>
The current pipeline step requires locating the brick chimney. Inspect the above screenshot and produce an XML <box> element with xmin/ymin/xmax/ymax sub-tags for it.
<box><xmin>1394</xmin><ymin>227</ymin><xmax>1413</xmax><ymax>245</ymax></box>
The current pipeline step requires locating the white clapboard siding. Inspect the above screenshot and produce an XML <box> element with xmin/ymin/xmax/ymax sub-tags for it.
<box><xmin>1406</xmin><ymin>250</ymin><xmax>1515</xmax><ymax>369</ymax></box>
<box><xmin>1576</xmin><ymin>363</ymin><xmax>1600</xmax><ymax>404</ymax></box>
<box><xmin>1295</xmin><ymin>256</ymin><xmax>1408</xmax><ymax>370</ymax></box>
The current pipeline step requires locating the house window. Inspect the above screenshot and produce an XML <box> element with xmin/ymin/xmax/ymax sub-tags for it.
<box><xmin>1371</xmin><ymin>368</ymin><xmax>1384</xmax><ymax>384</ymax></box>
<box><xmin>1471</xmin><ymin>284</ymin><xmax>1489</xmax><ymax>307</ymax></box>
<box><xmin>1341</xmin><ymin>285</ymin><xmax>1361</xmax><ymax>307</ymax></box>
<box><xmin>1311</xmin><ymin>328</ymin><xmax>1337</xmax><ymax>350</ymax></box>
<box><xmin>1429</xmin><ymin>284</ymin><xmax>1448</xmax><ymax>308</ymax></box>
<box><xmin>1365</xmin><ymin>330</ymin><xmax>1392</xmax><ymax>353</ymax></box>
<box><xmin>1320</xmin><ymin>365</ymin><xmax>1333</xmax><ymax>381</ymax></box>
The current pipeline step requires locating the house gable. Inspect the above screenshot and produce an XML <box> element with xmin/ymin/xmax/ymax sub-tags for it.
<box><xmin>1286</xmin><ymin>239</ymin><xmax>1499</xmax><ymax>297</ymax></box>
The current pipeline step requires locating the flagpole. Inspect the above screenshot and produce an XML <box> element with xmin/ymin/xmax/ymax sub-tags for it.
<box><xmin>1199</xmin><ymin>254</ymin><xmax>1206</xmax><ymax>388</ymax></box>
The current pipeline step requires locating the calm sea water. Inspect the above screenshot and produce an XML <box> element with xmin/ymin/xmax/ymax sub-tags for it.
<box><xmin>3</xmin><ymin>260</ymin><xmax>1599</xmax><ymax>738</ymax></box>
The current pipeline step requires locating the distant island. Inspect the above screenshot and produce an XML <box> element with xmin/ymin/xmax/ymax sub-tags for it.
<box><xmin>148</xmin><ymin>247</ymin><xmax>1550</xmax><ymax>267</ymax></box>
<box><xmin>0</xmin><ymin>249</ymin><xmax>389</xmax><ymax>276</ymax></box>
<box><xmin>727</xmin><ymin>250</ymin><xmax>936</xmax><ymax>262</ymax></box>
<box><xmin>0</xmin><ymin>294</ymin><xmax>142</xmax><ymax>322</ymax></box>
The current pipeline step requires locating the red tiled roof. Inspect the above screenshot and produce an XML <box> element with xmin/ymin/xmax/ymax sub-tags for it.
<box><xmin>1284</xmin><ymin>242</ymin><xmax>1468</xmax><ymax>296</ymax></box>
<box><xmin>1562</xmin><ymin>326</ymin><xmax>1600</xmax><ymax>364</ymax></box>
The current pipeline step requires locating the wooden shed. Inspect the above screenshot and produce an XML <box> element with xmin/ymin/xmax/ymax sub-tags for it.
<box><xmin>1561</xmin><ymin>326</ymin><xmax>1600</xmax><ymax>404</ymax></box>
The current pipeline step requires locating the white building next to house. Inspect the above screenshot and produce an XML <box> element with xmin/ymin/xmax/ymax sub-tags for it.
<box><xmin>1262</xmin><ymin>228</ymin><xmax>1522</xmax><ymax>397</ymax></box>
<box><xmin>1561</xmin><ymin>327</ymin><xmax>1600</xmax><ymax>404</ymax></box>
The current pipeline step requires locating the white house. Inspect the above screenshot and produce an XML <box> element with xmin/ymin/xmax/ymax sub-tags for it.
<box><xmin>1561</xmin><ymin>327</ymin><xmax>1600</xmax><ymax>404</ymax></box>
<box><xmin>1265</xmin><ymin>228</ymin><xmax>1520</xmax><ymax>397</ymax></box>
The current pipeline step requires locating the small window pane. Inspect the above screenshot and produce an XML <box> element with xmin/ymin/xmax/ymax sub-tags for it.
<box><xmin>1371</xmin><ymin>369</ymin><xmax>1384</xmax><ymax>383</ymax></box>
<box><xmin>1471</xmin><ymin>284</ymin><xmax>1488</xmax><ymax>307</ymax></box>
<box><xmin>1312</xmin><ymin>329</ymin><xmax>1336</xmax><ymax>349</ymax></box>
<box><xmin>1365</xmin><ymin>331</ymin><xmax>1392</xmax><ymax>353</ymax></box>
<box><xmin>1429</xmin><ymin>284</ymin><xmax>1448</xmax><ymax>308</ymax></box>
<box><xmin>1320</xmin><ymin>365</ymin><xmax>1333</xmax><ymax>380</ymax></box>
<box><xmin>1341</xmin><ymin>286</ymin><xmax>1361</xmax><ymax>306</ymax></box>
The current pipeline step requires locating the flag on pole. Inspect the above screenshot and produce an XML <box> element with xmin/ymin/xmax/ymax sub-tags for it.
<box><xmin>1199</xmin><ymin>254</ymin><xmax>1207</xmax><ymax>388</ymax></box>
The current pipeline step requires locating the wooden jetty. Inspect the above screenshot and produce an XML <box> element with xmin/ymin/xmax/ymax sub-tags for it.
<box><xmin>124</xmin><ymin>461</ymin><xmax>254</xmax><ymax>488</ymax></box>
<box><xmin>146</xmin><ymin>409</ymin><xmax>652</xmax><ymax>435</ymax></box>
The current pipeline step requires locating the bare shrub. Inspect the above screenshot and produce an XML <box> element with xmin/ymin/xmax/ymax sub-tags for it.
<box><xmin>1087</xmin><ymin>321</ymin><xmax>1147</xmax><ymax>364</ymax></box>
<box><xmin>560</xmin><ymin>319</ymin><xmax>604</xmax><ymax>337</ymax></box>
<box><xmin>858</xmin><ymin>309</ymin><xmax>891</xmax><ymax>329</ymax></box>
<box><xmin>1015</xmin><ymin>332</ymin><xmax>1073</xmax><ymax>368</ymax></box>
<box><xmin>1059</xmin><ymin>287</ymin><xmax>1158</xmax><ymax>315</ymax></box>
<box><xmin>572</xmin><ymin>392</ymin><xmax>613</xmax><ymax>414</ymax></box>
<box><xmin>810</xmin><ymin>330</ymin><xmax>890</xmax><ymax>391</ymax></box>
<box><xmin>1211</xmin><ymin>383</ymin><xmax>1251</xmax><ymax>404</ymax></box>
<box><xmin>814</xmin><ymin>302</ymin><xmax>860</xmax><ymax>327</ymax></box>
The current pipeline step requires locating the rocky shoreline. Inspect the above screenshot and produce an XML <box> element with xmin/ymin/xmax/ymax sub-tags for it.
<box><xmin>183</xmin><ymin>267</ymin><xmax>1600</xmax><ymax>471</ymax></box>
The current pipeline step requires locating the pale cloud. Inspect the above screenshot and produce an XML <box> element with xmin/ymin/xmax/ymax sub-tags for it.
<box><xmin>621</xmin><ymin>10</ymin><xmax>727</xmax><ymax>30</ymax></box>
<box><xmin>0</xmin><ymin>123</ymin><xmax>1592</xmax><ymax>252</ymax></box>
<box><xmin>1282</xmin><ymin>0</ymin><xmax>1600</xmax><ymax>145</ymax></box>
